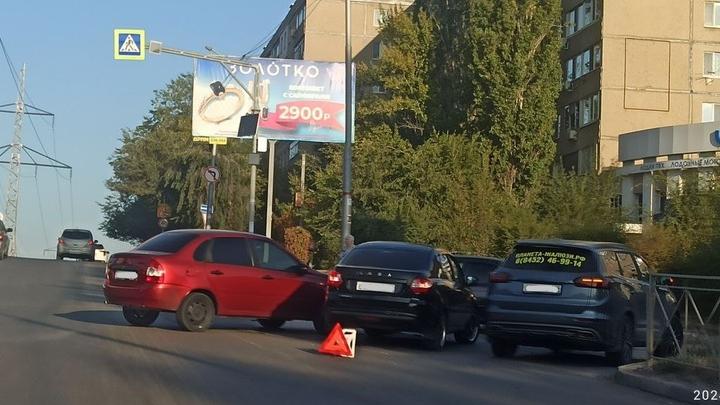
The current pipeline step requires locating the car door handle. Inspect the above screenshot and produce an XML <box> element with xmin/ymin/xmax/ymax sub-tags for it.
<box><xmin>210</xmin><ymin>270</ymin><xmax>224</xmax><ymax>276</ymax></box>
<box><xmin>261</xmin><ymin>275</ymin><xmax>274</xmax><ymax>280</ymax></box>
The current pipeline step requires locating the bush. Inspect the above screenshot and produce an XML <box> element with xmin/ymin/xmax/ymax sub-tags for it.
<box><xmin>284</xmin><ymin>226</ymin><xmax>313</xmax><ymax>265</ymax></box>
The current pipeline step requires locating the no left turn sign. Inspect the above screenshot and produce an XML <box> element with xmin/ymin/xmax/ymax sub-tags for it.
<box><xmin>204</xmin><ymin>167</ymin><xmax>220</xmax><ymax>183</ymax></box>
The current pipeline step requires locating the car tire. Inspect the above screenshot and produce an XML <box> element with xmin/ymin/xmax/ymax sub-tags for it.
<box><xmin>56</xmin><ymin>253</ymin><xmax>62</xmax><ymax>260</ymax></box>
<box><xmin>122</xmin><ymin>307</ymin><xmax>159</xmax><ymax>327</ymax></box>
<box><xmin>606</xmin><ymin>317</ymin><xmax>634</xmax><ymax>366</ymax></box>
<box><xmin>423</xmin><ymin>314</ymin><xmax>447</xmax><ymax>351</ymax></box>
<box><xmin>257</xmin><ymin>319</ymin><xmax>286</xmax><ymax>330</ymax></box>
<box><xmin>176</xmin><ymin>292</ymin><xmax>215</xmax><ymax>332</ymax></box>
<box><xmin>655</xmin><ymin>316</ymin><xmax>683</xmax><ymax>358</ymax></box>
<box><xmin>312</xmin><ymin>308</ymin><xmax>333</xmax><ymax>335</ymax></box>
<box><xmin>454</xmin><ymin>317</ymin><xmax>480</xmax><ymax>344</ymax></box>
<box><xmin>490</xmin><ymin>338</ymin><xmax>518</xmax><ymax>358</ymax></box>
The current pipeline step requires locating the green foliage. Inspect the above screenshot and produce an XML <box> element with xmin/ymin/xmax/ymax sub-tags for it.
<box><xmin>536</xmin><ymin>171</ymin><xmax>625</xmax><ymax>242</ymax></box>
<box><xmin>358</xmin><ymin>9</ymin><xmax>436</xmax><ymax>144</ymax></box>
<box><xmin>101</xmin><ymin>74</ymin><xmax>252</xmax><ymax>243</ymax></box>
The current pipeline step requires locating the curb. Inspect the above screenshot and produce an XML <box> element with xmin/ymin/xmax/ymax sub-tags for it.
<box><xmin>614</xmin><ymin>362</ymin><xmax>695</xmax><ymax>404</ymax></box>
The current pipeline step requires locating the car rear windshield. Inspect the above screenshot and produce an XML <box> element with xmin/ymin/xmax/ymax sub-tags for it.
<box><xmin>136</xmin><ymin>232</ymin><xmax>197</xmax><ymax>253</ymax></box>
<box><xmin>505</xmin><ymin>245</ymin><xmax>594</xmax><ymax>272</ymax></box>
<box><xmin>340</xmin><ymin>247</ymin><xmax>431</xmax><ymax>272</ymax></box>
<box><xmin>62</xmin><ymin>230</ymin><xmax>92</xmax><ymax>240</ymax></box>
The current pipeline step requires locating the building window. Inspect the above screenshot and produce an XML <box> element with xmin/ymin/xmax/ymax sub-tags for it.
<box><xmin>592</xmin><ymin>93</ymin><xmax>600</xmax><ymax>122</ymax></box>
<box><xmin>566</xmin><ymin>59</ymin><xmax>574</xmax><ymax>82</ymax></box>
<box><xmin>705</xmin><ymin>52</ymin><xmax>720</xmax><ymax>77</ymax></box>
<box><xmin>371</xmin><ymin>41</ymin><xmax>382</xmax><ymax>60</ymax></box>
<box><xmin>374</xmin><ymin>9</ymin><xmax>388</xmax><ymax>27</ymax></box>
<box><xmin>565</xmin><ymin>44</ymin><xmax>601</xmax><ymax>84</ymax></box>
<box><xmin>565</xmin><ymin>9</ymin><xmax>576</xmax><ymax>37</ymax></box>
<box><xmin>593</xmin><ymin>44</ymin><xmax>602</xmax><ymax>69</ymax></box>
<box><xmin>295</xmin><ymin>7</ymin><xmax>306</xmax><ymax>29</ymax></box>
<box><xmin>563</xmin><ymin>102</ymin><xmax>580</xmax><ymax>131</ymax></box>
<box><xmin>702</xmin><ymin>102</ymin><xmax>720</xmax><ymax>122</ymax></box>
<box><xmin>564</xmin><ymin>0</ymin><xmax>599</xmax><ymax>38</ymax></box>
<box><xmin>706</xmin><ymin>2</ymin><xmax>720</xmax><ymax>27</ymax></box>
<box><xmin>293</xmin><ymin>39</ymin><xmax>304</xmax><ymax>60</ymax></box>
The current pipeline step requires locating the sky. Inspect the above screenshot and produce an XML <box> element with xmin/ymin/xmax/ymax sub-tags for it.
<box><xmin>0</xmin><ymin>0</ymin><xmax>294</xmax><ymax>258</ymax></box>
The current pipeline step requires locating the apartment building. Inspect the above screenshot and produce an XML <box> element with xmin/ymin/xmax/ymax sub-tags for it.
<box><xmin>558</xmin><ymin>0</ymin><xmax>720</xmax><ymax>173</ymax></box>
<box><xmin>260</xmin><ymin>0</ymin><xmax>413</xmax><ymax>201</ymax></box>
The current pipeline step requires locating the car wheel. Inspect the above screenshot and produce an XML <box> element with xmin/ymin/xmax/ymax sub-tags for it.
<box><xmin>423</xmin><ymin>314</ymin><xmax>447</xmax><ymax>351</ymax></box>
<box><xmin>122</xmin><ymin>306</ymin><xmax>159</xmax><ymax>327</ymax></box>
<box><xmin>176</xmin><ymin>292</ymin><xmax>215</xmax><ymax>332</ymax></box>
<box><xmin>454</xmin><ymin>317</ymin><xmax>480</xmax><ymax>344</ymax></box>
<box><xmin>312</xmin><ymin>308</ymin><xmax>333</xmax><ymax>335</ymax></box>
<box><xmin>257</xmin><ymin>319</ymin><xmax>286</xmax><ymax>330</ymax></box>
<box><xmin>606</xmin><ymin>317</ymin><xmax>634</xmax><ymax>366</ymax></box>
<box><xmin>56</xmin><ymin>253</ymin><xmax>62</xmax><ymax>260</ymax></box>
<box><xmin>655</xmin><ymin>316</ymin><xmax>683</xmax><ymax>357</ymax></box>
<box><xmin>490</xmin><ymin>338</ymin><xmax>517</xmax><ymax>358</ymax></box>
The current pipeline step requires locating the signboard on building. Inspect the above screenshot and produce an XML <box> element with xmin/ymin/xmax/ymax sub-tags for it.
<box><xmin>618</xmin><ymin>157</ymin><xmax>720</xmax><ymax>175</ymax></box>
<box><xmin>192</xmin><ymin>58</ymin><xmax>354</xmax><ymax>143</ymax></box>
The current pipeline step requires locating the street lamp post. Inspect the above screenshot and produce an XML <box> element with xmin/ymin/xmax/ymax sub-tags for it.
<box><xmin>341</xmin><ymin>0</ymin><xmax>353</xmax><ymax>247</ymax></box>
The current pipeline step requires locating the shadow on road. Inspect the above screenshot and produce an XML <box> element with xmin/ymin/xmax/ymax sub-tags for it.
<box><xmin>513</xmin><ymin>349</ymin><xmax>615</xmax><ymax>368</ymax></box>
<box><xmin>56</xmin><ymin>310</ymin><xmax>127</xmax><ymax>326</ymax></box>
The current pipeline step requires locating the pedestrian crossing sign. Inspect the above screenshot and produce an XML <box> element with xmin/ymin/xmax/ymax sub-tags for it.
<box><xmin>114</xmin><ymin>29</ymin><xmax>145</xmax><ymax>60</ymax></box>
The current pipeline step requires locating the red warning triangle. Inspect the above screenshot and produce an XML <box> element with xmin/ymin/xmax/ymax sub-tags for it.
<box><xmin>318</xmin><ymin>323</ymin><xmax>352</xmax><ymax>357</ymax></box>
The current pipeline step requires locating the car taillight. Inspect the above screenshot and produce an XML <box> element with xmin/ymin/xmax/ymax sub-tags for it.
<box><xmin>58</xmin><ymin>238</ymin><xmax>64</xmax><ymax>245</ymax></box>
<box><xmin>327</xmin><ymin>269</ymin><xmax>343</xmax><ymax>289</ymax></box>
<box><xmin>489</xmin><ymin>271</ymin><xmax>511</xmax><ymax>283</ymax></box>
<box><xmin>88</xmin><ymin>240</ymin><xmax>94</xmax><ymax>246</ymax></box>
<box><xmin>574</xmin><ymin>276</ymin><xmax>610</xmax><ymax>289</ymax></box>
<box><xmin>145</xmin><ymin>260</ymin><xmax>165</xmax><ymax>283</ymax></box>
<box><xmin>410</xmin><ymin>277</ymin><xmax>433</xmax><ymax>295</ymax></box>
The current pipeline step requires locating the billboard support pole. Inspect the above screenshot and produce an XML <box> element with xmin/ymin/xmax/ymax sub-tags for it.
<box><xmin>341</xmin><ymin>0</ymin><xmax>353</xmax><ymax>248</ymax></box>
<box><xmin>206</xmin><ymin>143</ymin><xmax>217</xmax><ymax>229</ymax></box>
<box><xmin>265</xmin><ymin>140</ymin><xmax>276</xmax><ymax>237</ymax></box>
<box><xmin>146</xmin><ymin>41</ymin><xmax>261</xmax><ymax>233</ymax></box>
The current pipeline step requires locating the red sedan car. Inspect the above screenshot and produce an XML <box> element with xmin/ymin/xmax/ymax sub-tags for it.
<box><xmin>103</xmin><ymin>230</ymin><xmax>328</xmax><ymax>332</ymax></box>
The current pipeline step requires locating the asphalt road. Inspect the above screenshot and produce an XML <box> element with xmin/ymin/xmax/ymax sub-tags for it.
<box><xmin>0</xmin><ymin>257</ymin><xmax>682</xmax><ymax>405</ymax></box>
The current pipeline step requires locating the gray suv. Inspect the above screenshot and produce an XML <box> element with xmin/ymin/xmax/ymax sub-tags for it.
<box><xmin>486</xmin><ymin>240</ymin><xmax>682</xmax><ymax>366</ymax></box>
<box><xmin>57</xmin><ymin>229</ymin><xmax>96</xmax><ymax>261</ymax></box>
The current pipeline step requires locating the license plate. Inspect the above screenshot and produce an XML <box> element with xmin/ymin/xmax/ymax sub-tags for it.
<box><xmin>523</xmin><ymin>283</ymin><xmax>561</xmax><ymax>294</ymax></box>
<box><xmin>114</xmin><ymin>270</ymin><xmax>138</xmax><ymax>280</ymax></box>
<box><xmin>356</xmin><ymin>281</ymin><xmax>395</xmax><ymax>293</ymax></box>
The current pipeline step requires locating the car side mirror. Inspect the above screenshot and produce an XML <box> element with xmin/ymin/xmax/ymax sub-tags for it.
<box><xmin>5</xmin><ymin>228</ymin><xmax>12</xmax><ymax>233</ymax></box>
<box><xmin>466</xmin><ymin>276</ymin><xmax>478</xmax><ymax>286</ymax></box>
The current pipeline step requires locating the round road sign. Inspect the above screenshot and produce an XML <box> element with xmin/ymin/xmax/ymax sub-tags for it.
<box><xmin>204</xmin><ymin>167</ymin><xmax>220</xmax><ymax>183</ymax></box>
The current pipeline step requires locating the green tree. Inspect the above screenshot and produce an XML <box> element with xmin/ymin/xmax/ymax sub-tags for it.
<box><xmin>358</xmin><ymin>8</ymin><xmax>437</xmax><ymax>144</ymax></box>
<box><xmin>101</xmin><ymin>74</ymin><xmax>253</xmax><ymax>243</ymax></box>
<box><xmin>466</xmin><ymin>0</ymin><xmax>563</xmax><ymax>193</ymax></box>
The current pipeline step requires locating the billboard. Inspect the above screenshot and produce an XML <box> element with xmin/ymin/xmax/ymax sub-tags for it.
<box><xmin>192</xmin><ymin>58</ymin><xmax>354</xmax><ymax>143</ymax></box>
